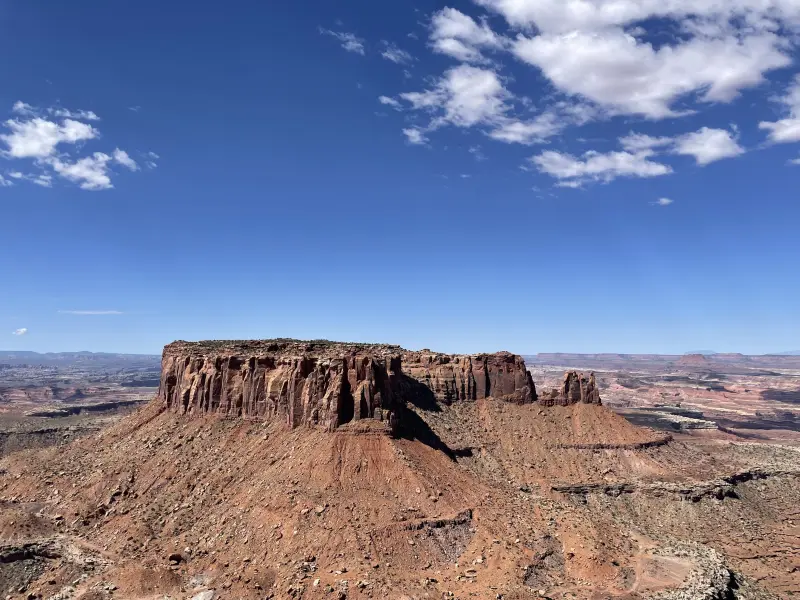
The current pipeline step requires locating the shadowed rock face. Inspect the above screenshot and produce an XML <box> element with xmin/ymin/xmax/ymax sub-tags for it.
<box><xmin>158</xmin><ymin>340</ymin><xmax>537</xmax><ymax>431</ymax></box>
<box><xmin>539</xmin><ymin>371</ymin><xmax>602</xmax><ymax>407</ymax></box>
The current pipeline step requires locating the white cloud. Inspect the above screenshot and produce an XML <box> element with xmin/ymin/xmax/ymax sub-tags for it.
<box><xmin>761</xmin><ymin>118</ymin><xmax>800</xmax><ymax>143</ymax></box>
<box><xmin>381</xmin><ymin>42</ymin><xmax>413</xmax><ymax>64</ymax></box>
<box><xmin>58</xmin><ymin>310</ymin><xmax>123</xmax><ymax>315</ymax></box>
<box><xmin>113</xmin><ymin>148</ymin><xmax>139</xmax><ymax>171</ymax></box>
<box><xmin>403</xmin><ymin>128</ymin><xmax>428</xmax><ymax>145</ymax></box>
<box><xmin>474</xmin><ymin>0</ymin><xmax>800</xmax><ymax>34</ymax></box>
<box><xmin>378</xmin><ymin>96</ymin><xmax>403</xmax><ymax>111</ymax></box>
<box><xmin>469</xmin><ymin>145</ymin><xmax>487</xmax><ymax>161</ymax></box>
<box><xmin>673</xmin><ymin>127</ymin><xmax>744</xmax><ymax>165</ymax></box>
<box><xmin>530</xmin><ymin>124</ymin><xmax>742</xmax><ymax>185</ymax></box>
<box><xmin>398</xmin><ymin>65</ymin><xmax>586</xmax><ymax>145</ymax></box>
<box><xmin>5</xmin><ymin>171</ymin><xmax>52</xmax><ymax>187</ymax></box>
<box><xmin>430</xmin><ymin>7</ymin><xmax>504</xmax><ymax>63</ymax></box>
<box><xmin>11</xmin><ymin>328</ymin><xmax>27</xmax><ymax>336</ymax></box>
<box><xmin>12</xmin><ymin>101</ymin><xmax>34</xmax><ymax>115</ymax></box>
<box><xmin>1</xmin><ymin>117</ymin><xmax>98</xmax><ymax>159</ymax></box>
<box><xmin>1</xmin><ymin>105</ymin><xmax>147</xmax><ymax>190</ymax></box>
<box><xmin>400</xmin><ymin>64</ymin><xmax>511</xmax><ymax>129</ymax></box>
<box><xmin>319</xmin><ymin>28</ymin><xmax>365</xmax><ymax>55</ymax></box>
<box><xmin>0</xmin><ymin>174</ymin><xmax>12</xmax><ymax>187</ymax></box>
<box><xmin>460</xmin><ymin>173</ymin><xmax>472</xmax><ymax>178</ymax></box>
<box><xmin>619</xmin><ymin>132</ymin><xmax>673</xmax><ymax>152</ymax></box>
<box><xmin>488</xmin><ymin>111</ymin><xmax>563</xmax><ymax>144</ymax></box>
<box><xmin>618</xmin><ymin>127</ymin><xmax>745</xmax><ymax>166</ymax></box>
<box><xmin>513</xmin><ymin>29</ymin><xmax>789</xmax><ymax>119</ymax></box>
<box><xmin>431</xmin><ymin>38</ymin><xmax>487</xmax><ymax>63</ymax></box>
<box><xmin>655</xmin><ymin>197</ymin><xmax>674</xmax><ymax>206</ymax></box>
<box><xmin>531</xmin><ymin>148</ymin><xmax>672</xmax><ymax>186</ymax></box>
<box><xmin>373</xmin><ymin>1</ymin><xmax>800</xmax><ymax>181</ymax></box>
<box><xmin>33</xmin><ymin>173</ymin><xmax>52</xmax><ymax>187</ymax></box>
<box><xmin>759</xmin><ymin>75</ymin><xmax>800</xmax><ymax>144</ymax></box>
<box><xmin>47</xmin><ymin>152</ymin><xmax>113</xmax><ymax>190</ymax></box>
<box><xmin>145</xmin><ymin>150</ymin><xmax>159</xmax><ymax>169</ymax></box>
<box><xmin>49</xmin><ymin>107</ymin><xmax>100</xmax><ymax>121</ymax></box>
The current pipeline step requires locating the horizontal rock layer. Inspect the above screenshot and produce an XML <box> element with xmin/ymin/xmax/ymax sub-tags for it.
<box><xmin>158</xmin><ymin>340</ymin><xmax>537</xmax><ymax>431</ymax></box>
<box><xmin>401</xmin><ymin>351</ymin><xmax>536</xmax><ymax>405</ymax></box>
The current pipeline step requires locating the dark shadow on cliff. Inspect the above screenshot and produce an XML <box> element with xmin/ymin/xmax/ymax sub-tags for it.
<box><xmin>399</xmin><ymin>407</ymin><xmax>456</xmax><ymax>461</ymax></box>
<box><xmin>761</xmin><ymin>388</ymin><xmax>800</xmax><ymax>405</ymax></box>
<box><xmin>397</xmin><ymin>374</ymin><xmax>441</xmax><ymax>412</ymax></box>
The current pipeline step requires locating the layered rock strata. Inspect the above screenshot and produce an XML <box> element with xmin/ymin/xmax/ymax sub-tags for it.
<box><xmin>538</xmin><ymin>371</ymin><xmax>602</xmax><ymax>406</ymax></box>
<box><xmin>401</xmin><ymin>351</ymin><xmax>536</xmax><ymax>405</ymax></box>
<box><xmin>158</xmin><ymin>340</ymin><xmax>537</xmax><ymax>431</ymax></box>
<box><xmin>159</xmin><ymin>340</ymin><xmax>405</xmax><ymax>432</ymax></box>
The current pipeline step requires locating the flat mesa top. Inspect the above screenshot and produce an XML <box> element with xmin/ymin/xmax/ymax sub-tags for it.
<box><xmin>163</xmin><ymin>339</ymin><xmax>406</xmax><ymax>357</ymax></box>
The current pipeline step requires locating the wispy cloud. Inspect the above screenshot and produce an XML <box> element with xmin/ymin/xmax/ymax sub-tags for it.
<box><xmin>58</xmin><ymin>310</ymin><xmax>124</xmax><ymax>315</ymax></box>
<box><xmin>49</xmin><ymin>107</ymin><xmax>100</xmax><ymax>121</ymax></box>
<box><xmin>531</xmin><ymin>148</ymin><xmax>672</xmax><ymax>187</ymax></box>
<box><xmin>378</xmin><ymin>96</ymin><xmax>403</xmax><ymax>111</ymax></box>
<box><xmin>319</xmin><ymin>28</ymin><xmax>365</xmax><ymax>55</ymax></box>
<box><xmin>403</xmin><ymin>128</ymin><xmax>428</xmax><ymax>145</ymax></box>
<box><xmin>381</xmin><ymin>41</ymin><xmax>414</xmax><ymax>64</ymax></box>
<box><xmin>6</xmin><ymin>171</ymin><xmax>52</xmax><ymax>187</ymax></box>
<box><xmin>11</xmin><ymin>328</ymin><xmax>27</xmax><ymax>336</ymax></box>
<box><xmin>654</xmin><ymin>197</ymin><xmax>674</xmax><ymax>206</ymax></box>
<box><xmin>469</xmin><ymin>145</ymin><xmax>487</xmax><ymax>161</ymax></box>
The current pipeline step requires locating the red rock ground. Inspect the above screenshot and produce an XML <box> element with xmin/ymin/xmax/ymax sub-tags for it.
<box><xmin>1</xmin><ymin>395</ymin><xmax>798</xmax><ymax>599</ymax></box>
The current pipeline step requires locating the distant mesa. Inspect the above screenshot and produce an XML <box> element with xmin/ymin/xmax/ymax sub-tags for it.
<box><xmin>676</xmin><ymin>353</ymin><xmax>713</xmax><ymax>367</ymax></box>
<box><xmin>157</xmin><ymin>339</ymin><xmax>585</xmax><ymax>434</ymax></box>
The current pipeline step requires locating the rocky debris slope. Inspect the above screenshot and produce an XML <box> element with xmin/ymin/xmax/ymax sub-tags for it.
<box><xmin>552</xmin><ymin>468</ymin><xmax>800</xmax><ymax>502</ymax></box>
<box><xmin>159</xmin><ymin>339</ymin><xmax>537</xmax><ymax>432</ymax></box>
<box><xmin>648</xmin><ymin>543</ymin><xmax>776</xmax><ymax>600</ymax></box>
<box><xmin>0</xmin><ymin>392</ymin><xmax>793</xmax><ymax>598</ymax></box>
<box><xmin>538</xmin><ymin>371</ymin><xmax>602</xmax><ymax>406</ymax></box>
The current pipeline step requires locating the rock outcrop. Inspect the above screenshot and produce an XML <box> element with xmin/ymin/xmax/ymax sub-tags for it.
<box><xmin>539</xmin><ymin>371</ymin><xmax>602</xmax><ymax>406</ymax></box>
<box><xmin>159</xmin><ymin>340</ymin><xmax>406</xmax><ymax>432</ymax></box>
<box><xmin>158</xmin><ymin>340</ymin><xmax>537</xmax><ymax>432</ymax></box>
<box><xmin>401</xmin><ymin>350</ymin><xmax>536</xmax><ymax>405</ymax></box>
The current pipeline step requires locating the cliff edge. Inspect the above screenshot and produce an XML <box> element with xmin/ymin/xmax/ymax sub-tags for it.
<box><xmin>157</xmin><ymin>339</ymin><xmax>538</xmax><ymax>432</ymax></box>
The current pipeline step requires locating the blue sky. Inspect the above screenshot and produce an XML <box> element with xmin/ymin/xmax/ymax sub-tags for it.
<box><xmin>1</xmin><ymin>0</ymin><xmax>799</xmax><ymax>356</ymax></box>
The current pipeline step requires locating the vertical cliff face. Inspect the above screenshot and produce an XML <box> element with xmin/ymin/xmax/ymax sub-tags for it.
<box><xmin>401</xmin><ymin>351</ymin><xmax>537</xmax><ymax>405</ymax></box>
<box><xmin>159</xmin><ymin>341</ymin><xmax>405</xmax><ymax>432</ymax></box>
<box><xmin>157</xmin><ymin>340</ymin><xmax>537</xmax><ymax>431</ymax></box>
<box><xmin>538</xmin><ymin>371</ymin><xmax>602</xmax><ymax>407</ymax></box>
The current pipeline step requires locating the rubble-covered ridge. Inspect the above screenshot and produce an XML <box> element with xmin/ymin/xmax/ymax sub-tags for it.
<box><xmin>158</xmin><ymin>339</ymin><xmax>537</xmax><ymax>431</ymax></box>
<box><xmin>539</xmin><ymin>371</ymin><xmax>602</xmax><ymax>407</ymax></box>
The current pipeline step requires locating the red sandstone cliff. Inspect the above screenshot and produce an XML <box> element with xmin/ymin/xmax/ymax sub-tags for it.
<box><xmin>158</xmin><ymin>340</ymin><xmax>537</xmax><ymax>432</ymax></box>
<box><xmin>159</xmin><ymin>340</ymin><xmax>406</xmax><ymax>432</ymax></box>
<box><xmin>538</xmin><ymin>371</ymin><xmax>602</xmax><ymax>407</ymax></box>
<box><xmin>401</xmin><ymin>350</ymin><xmax>536</xmax><ymax>404</ymax></box>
